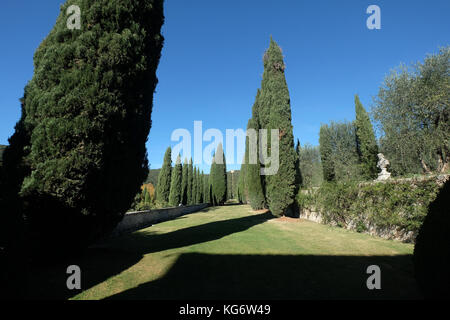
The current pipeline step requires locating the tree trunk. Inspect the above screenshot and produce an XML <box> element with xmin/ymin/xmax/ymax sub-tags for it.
<box><xmin>421</xmin><ymin>159</ymin><xmax>432</xmax><ymax>174</ymax></box>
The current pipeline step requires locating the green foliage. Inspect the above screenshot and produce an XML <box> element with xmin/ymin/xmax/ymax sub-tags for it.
<box><xmin>181</xmin><ymin>158</ymin><xmax>188</xmax><ymax>205</ymax></box>
<box><xmin>0</xmin><ymin>0</ymin><xmax>164</xmax><ymax>255</ymax></box>
<box><xmin>156</xmin><ymin>147</ymin><xmax>172</xmax><ymax>206</ymax></box>
<box><xmin>204</xmin><ymin>173</ymin><xmax>212</xmax><ymax>204</ymax></box>
<box><xmin>319</xmin><ymin>124</ymin><xmax>335</xmax><ymax>182</ymax></box>
<box><xmin>169</xmin><ymin>155</ymin><xmax>182</xmax><ymax>206</ymax></box>
<box><xmin>199</xmin><ymin>171</ymin><xmax>205</xmax><ymax>203</ymax></box>
<box><xmin>187</xmin><ymin>158</ymin><xmax>193</xmax><ymax>205</ymax></box>
<box><xmin>413</xmin><ymin>178</ymin><xmax>450</xmax><ymax>299</ymax></box>
<box><xmin>144</xmin><ymin>169</ymin><xmax>161</xmax><ymax>186</ymax></box>
<box><xmin>298</xmin><ymin>179</ymin><xmax>441</xmax><ymax>234</ymax></box>
<box><xmin>237</xmin><ymin>148</ymin><xmax>248</xmax><ymax>204</ymax></box>
<box><xmin>246</xmin><ymin>90</ymin><xmax>266</xmax><ymax>210</ymax></box>
<box><xmin>210</xmin><ymin>144</ymin><xmax>227</xmax><ymax>205</ymax></box>
<box><xmin>320</xmin><ymin>121</ymin><xmax>361</xmax><ymax>182</ymax></box>
<box><xmin>372</xmin><ymin>47</ymin><xmax>450</xmax><ymax>176</ymax></box>
<box><xmin>298</xmin><ymin>143</ymin><xmax>323</xmax><ymax>188</ymax></box>
<box><xmin>258</xmin><ymin>38</ymin><xmax>296</xmax><ymax>217</ymax></box>
<box><xmin>354</xmin><ymin>95</ymin><xmax>378</xmax><ymax>179</ymax></box>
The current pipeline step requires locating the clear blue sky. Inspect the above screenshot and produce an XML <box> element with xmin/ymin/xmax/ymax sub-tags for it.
<box><xmin>0</xmin><ymin>0</ymin><xmax>449</xmax><ymax>172</ymax></box>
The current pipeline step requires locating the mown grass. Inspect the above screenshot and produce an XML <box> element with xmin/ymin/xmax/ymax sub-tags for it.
<box><xmin>26</xmin><ymin>204</ymin><xmax>421</xmax><ymax>300</ymax></box>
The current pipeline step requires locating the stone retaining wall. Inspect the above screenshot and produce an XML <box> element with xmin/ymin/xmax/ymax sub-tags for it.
<box><xmin>110</xmin><ymin>203</ymin><xmax>209</xmax><ymax>237</ymax></box>
<box><xmin>299</xmin><ymin>207</ymin><xmax>416</xmax><ymax>242</ymax></box>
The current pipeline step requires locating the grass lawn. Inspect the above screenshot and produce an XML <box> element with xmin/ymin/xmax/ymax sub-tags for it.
<box><xmin>26</xmin><ymin>204</ymin><xmax>422</xmax><ymax>300</ymax></box>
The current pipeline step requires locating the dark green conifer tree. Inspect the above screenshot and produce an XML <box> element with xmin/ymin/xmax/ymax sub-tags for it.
<box><xmin>237</xmin><ymin>155</ymin><xmax>248</xmax><ymax>204</ymax></box>
<box><xmin>169</xmin><ymin>154</ymin><xmax>182</xmax><ymax>206</ymax></box>
<box><xmin>211</xmin><ymin>143</ymin><xmax>227</xmax><ymax>205</ymax></box>
<box><xmin>0</xmin><ymin>0</ymin><xmax>164</xmax><ymax>256</ymax></box>
<box><xmin>199</xmin><ymin>171</ymin><xmax>205</xmax><ymax>203</ymax></box>
<box><xmin>354</xmin><ymin>94</ymin><xmax>379</xmax><ymax>180</ymax></box>
<box><xmin>294</xmin><ymin>139</ymin><xmax>303</xmax><ymax>190</ymax></box>
<box><xmin>156</xmin><ymin>147</ymin><xmax>172</xmax><ymax>206</ymax></box>
<box><xmin>181</xmin><ymin>158</ymin><xmax>188</xmax><ymax>205</ymax></box>
<box><xmin>196</xmin><ymin>168</ymin><xmax>202</xmax><ymax>204</ymax></box>
<box><xmin>246</xmin><ymin>90</ymin><xmax>266</xmax><ymax>210</ymax></box>
<box><xmin>192</xmin><ymin>167</ymin><xmax>198</xmax><ymax>204</ymax></box>
<box><xmin>204</xmin><ymin>173</ymin><xmax>211</xmax><ymax>204</ymax></box>
<box><xmin>187</xmin><ymin>158</ymin><xmax>194</xmax><ymax>205</ymax></box>
<box><xmin>257</xmin><ymin>38</ymin><xmax>296</xmax><ymax>217</ymax></box>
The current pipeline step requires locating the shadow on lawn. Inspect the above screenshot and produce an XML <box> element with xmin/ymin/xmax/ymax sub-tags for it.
<box><xmin>104</xmin><ymin>253</ymin><xmax>422</xmax><ymax>300</ymax></box>
<box><xmin>24</xmin><ymin>211</ymin><xmax>273</xmax><ymax>299</ymax></box>
<box><xmin>24</xmin><ymin>208</ymin><xmax>422</xmax><ymax>300</ymax></box>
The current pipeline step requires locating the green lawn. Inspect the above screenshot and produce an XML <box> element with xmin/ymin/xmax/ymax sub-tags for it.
<box><xmin>26</xmin><ymin>204</ymin><xmax>422</xmax><ymax>299</ymax></box>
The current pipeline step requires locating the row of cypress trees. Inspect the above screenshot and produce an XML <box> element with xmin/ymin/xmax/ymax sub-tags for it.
<box><xmin>154</xmin><ymin>147</ymin><xmax>210</xmax><ymax>207</ymax></box>
<box><xmin>319</xmin><ymin>94</ymin><xmax>379</xmax><ymax>182</ymax></box>
<box><xmin>238</xmin><ymin>38</ymin><xmax>298</xmax><ymax>217</ymax></box>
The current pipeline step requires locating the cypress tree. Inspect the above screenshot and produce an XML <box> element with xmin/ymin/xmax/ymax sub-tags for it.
<box><xmin>354</xmin><ymin>94</ymin><xmax>379</xmax><ymax>180</ymax></box>
<box><xmin>144</xmin><ymin>188</ymin><xmax>151</xmax><ymax>205</ymax></box>
<box><xmin>192</xmin><ymin>167</ymin><xmax>198</xmax><ymax>204</ymax></box>
<box><xmin>294</xmin><ymin>139</ymin><xmax>303</xmax><ymax>193</ymax></box>
<box><xmin>181</xmin><ymin>158</ymin><xmax>188</xmax><ymax>205</ymax></box>
<box><xmin>169</xmin><ymin>154</ymin><xmax>182</xmax><ymax>207</ymax></box>
<box><xmin>204</xmin><ymin>173</ymin><xmax>211</xmax><ymax>204</ymax></box>
<box><xmin>156</xmin><ymin>147</ymin><xmax>172</xmax><ymax>206</ymax></box>
<box><xmin>187</xmin><ymin>158</ymin><xmax>194</xmax><ymax>205</ymax></box>
<box><xmin>258</xmin><ymin>38</ymin><xmax>296</xmax><ymax>217</ymax></box>
<box><xmin>199</xmin><ymin>171</ymin><xmax>205</xmax><ymax>203</ymax></box>
<box><xmin>246</xmin><ymin>90</ymin><xmax>266</xmax><ymax>210</ymax></box>
<box><xmin>196</xmin><ymin>168</ymin><xmax>202</xmax><ymax>204</ymax></box>
<box><xmin>211</xmin><ymin>143</ymin><xmax>227</xmax><ymax>205</ymax></box>
<box><xmin>319</xmin><ymin>124</ymin><xmax>335</xmax><ymax>182</ymax></box>
<box><xmin>209</xmin><ymin>155</ymin><xmax>217</xmax><ymax>205</ymax></box>
<box><xmin>0</xmin><ymin>0</ymin><xmax>164</xmax><ymax>255</ymax></box>
<box><xmin>237</xmin><ymin>155</ymin><xmax>248</xmax><ymax>204</ymax></box>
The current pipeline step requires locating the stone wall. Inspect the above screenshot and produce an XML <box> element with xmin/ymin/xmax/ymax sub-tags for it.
<box><xmin>299</xmin><ymin>207</ymin><xmax>416</xmax><ymax>242</ymax></box>
<box><xmin>110</xmin><ymin>203</ymin><xmax>209</xmax><ymax>238</ymax></box>
<box><xmin>298</xmin><ymin>174</ymin><xmax>449</xmax><ymax>243</ymax></box>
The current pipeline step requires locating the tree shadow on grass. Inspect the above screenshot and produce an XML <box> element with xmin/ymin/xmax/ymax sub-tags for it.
<box><xmin>24</xmin><ymin>212</ymin><xmax>273</xmax><ymax>299</ymax></box>
<box><xmin>104</xmin><ymin>253</ymin><xmax>422</xmax><ymax>300</ymax></box>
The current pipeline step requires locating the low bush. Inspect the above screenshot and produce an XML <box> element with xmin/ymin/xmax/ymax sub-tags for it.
<box><xmin>297</xmin><ymin>178</ymin><xmax>442</xmax><ymax>235</ymax></box>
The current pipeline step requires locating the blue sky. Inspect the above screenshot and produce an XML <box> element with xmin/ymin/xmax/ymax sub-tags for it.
<box><xmin>0</xmin><ymin>0</ymin><xmax>449</xmax><ymax>172</ymax></box>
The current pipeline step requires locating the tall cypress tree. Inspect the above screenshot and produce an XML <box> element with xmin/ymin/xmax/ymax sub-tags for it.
<box><xmin>169</xmin><ymin>154</ymin><xmax>182</xmax><ymax>206</ymax></box>
<box><xmin>196</xmin><ymin>168</ymin><xmax>202</xmax><ymax>204</ymax></box>
<box><xmin>246</xmin><ymin>90</ymin><xmax>266</xmax><ymax>210</ymax></box>
<box><xmin>0</xmin><ymin>0</ymin><xmax>164</xmax><ymax>256</ymax></box>
<box><xmin>258</xmin><ymin>38</ymin><xmax>296</xmax><ymax>217</ymax></box>
<box><xmin>192</xmin><ymin>167</ymin><xmax>198</xmax><ymax>204</ymax></box>
<box><xmin>187</xmin><ymin>158</ymin><xmax>194</xmax><ymax>205</ymax></box>
<box><xmin>211</xmin><ymin>143</ymin><xmax>227</xmax><ymax>205</ymax></box>
<box><xmin>204</xmin><ymin>173</ymin><xmax>212</xmax><ymax>204</ymax></box>
<box><xmin>237</xmin><ymin>155</ymin><xmax>248</xmax><ymax>204</ymax></box>
<box><xmin>319</xmin><ymin>124</ymin><xmax>335</xmax><ymax>182</ymax></box>
<box><xmin>294</xmin><ymin>139</ymin><xmax>303</xmax><ymax>190</ymax></box>
<box><xmin>181</xmin><ymin>157</ymin><xmax>188</xmax><ymax>205</ymax></box>
<box><xmin>156</xmin><ymin>147</ymin><xmax>172</xmax><ymax>206</ymax></box>
<box><xmin>354</xmin><ymin>94</ymin><xmax>379</xmax><ymax>180</ymax></box>
<box><xmin>199</xmin><ymin>170</ymin><xmax>205</xmax><ymax>203</ymax></box>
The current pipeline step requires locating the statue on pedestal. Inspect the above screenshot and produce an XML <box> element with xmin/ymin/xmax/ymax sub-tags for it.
<box><xmin>376</xmin><ymin>153</ymin><xmax>391</xmax><ymax>181</ymax></box>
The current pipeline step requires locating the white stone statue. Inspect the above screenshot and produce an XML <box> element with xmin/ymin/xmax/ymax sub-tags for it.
<box><xmin>376</xmin><ymin>153</ymin><xmax>391</xmax><ymax>181</ymax></box>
